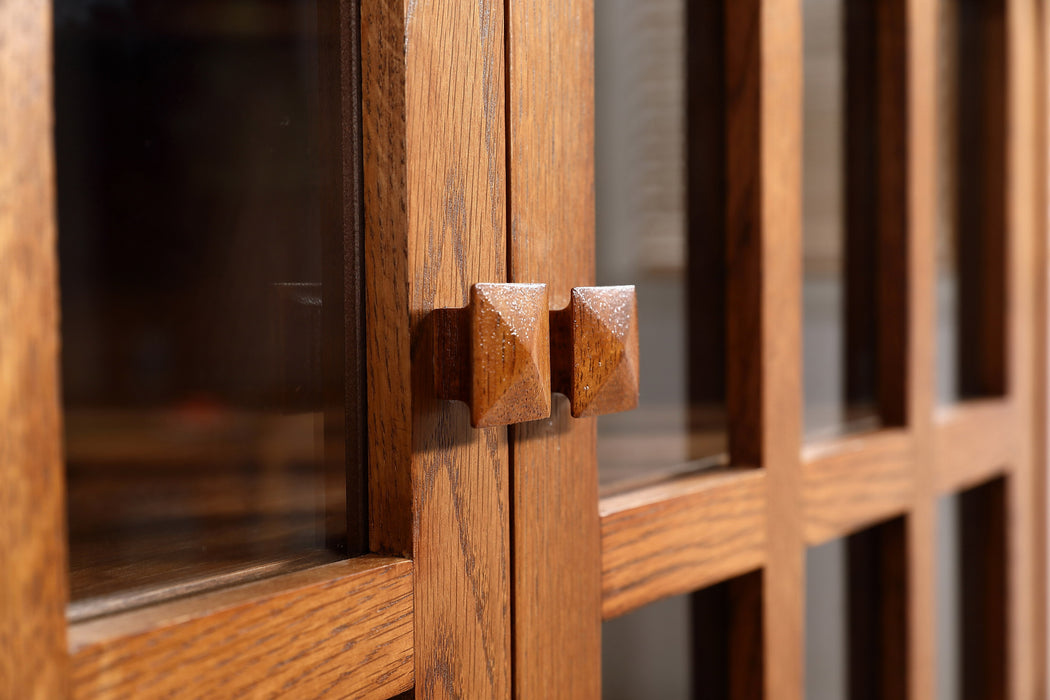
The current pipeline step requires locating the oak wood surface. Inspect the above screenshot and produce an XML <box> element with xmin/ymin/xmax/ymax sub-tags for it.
<box><xmin>901</xmin><ymin>1</ymin><xmax>938</xmax><ymax>695</ymax></box>
<box><xmin>802</xmin><ymin>430</ymin><xmax>914</xmax><ymax>546</ymax></box>
<box><xmin>934</xmin><ymin>400</ymin><xmax>1015</xmax><ymax>494</ymax></box>
<box><xmin>725</xmin><ymin>0</ymin><xmax>805</xmax><ymax>697</ymax></box>
<box><xmin>549</xmin><ymin>285</ymin><xmax>639</xmax><ymax>418</ymax></box>
<box><xmin>433</xmin><ymin>282</ymin><xmax>551</xmax><ymax>427</ymax></box>
<box><xmin>600</xmin><ymin>469</ymin><xmax>766</xmax><ymax>620</ymax></box>
<box><xmin>0</xmin><ymin>0</ymin><xmax>70</xmax><ymax>697</ymax></box>
<box><xmin>71</xmin><ymin>557</ymin><xmax>413</xmax><ymax>700</ymax></box>
<box><xmin>361</xmin><ymin>0</ymin><xmax>512</xmax><ymax>695</ymax></box>
<box><xmin>505</xmin><ymin>0</ymin><xmax>602</xmax><ymax>695</ymax></box>
<box><xmin>1004</xmin><ymin>0</ymin><xmax>1042</xmax><ymax>693</ymax></box>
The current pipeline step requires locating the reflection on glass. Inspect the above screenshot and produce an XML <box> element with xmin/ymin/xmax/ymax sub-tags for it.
<box><xmin>936</xmin><ymin>495</ymin><xmax>962</xmax><ymax>700</ymax></box>
<box><xmin>56</xmin><ymin>0</ymin><xmax>353</xmax><ymax>615</ymax></box>
<box><xmin>805</xmin><ymin>538</ymin><xmax>848</xmax><ymax>700</ymax></box>
<box><xmin>803</xmin><ymin>0</ymin><xmax>881</xmax><ymax>439</ymax></box>
<box><xmin>937</xmin><ymin>0</ymin><xmax>962</xmax><ymax>403</ymax></box>
<box><xmin>937</xmin><ymin>0</ymin><xmax>1006</xmax><ymax>404</ymax></box>
<box><xmin>603</xmin><ymin>595</ymin><xmax>692</xmax><ymax>699</ymax></box>
<box><xmin>594</xmin><ymin>0</ymin><xmax>727</xmax><ymax>489</ymax></box>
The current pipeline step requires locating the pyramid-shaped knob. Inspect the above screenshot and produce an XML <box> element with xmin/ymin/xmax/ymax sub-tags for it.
<box><xmin>550</xmin><ymin>286</ymin><xmax>639</xmax><ymax>417</ymax></box>
<box><xmin>433</xmin><ymin>283</ymin><xmax>552</xmax><ymax>427</ymax></box>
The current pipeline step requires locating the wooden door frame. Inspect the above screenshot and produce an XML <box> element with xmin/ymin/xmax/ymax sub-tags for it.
<box><xmin>2</xmin><ymin>0</ymin><xmax>1047</xmax><ymax>698</ymax></box>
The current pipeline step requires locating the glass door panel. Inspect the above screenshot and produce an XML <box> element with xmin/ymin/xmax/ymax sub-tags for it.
<box><xmin>594</xmin><ymin>0</ymin><xmax>727</xmax><ymax>490</ymax></box>
<box><xmin>55</xmin><ymin>0</ymin><xmax>363</xmax><ymax>618</ymax></box>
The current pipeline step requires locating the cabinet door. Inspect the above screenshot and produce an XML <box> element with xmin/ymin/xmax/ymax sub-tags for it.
<box><xmin>2</xmin><ymin>1</ymin><xmax>1047</xmax><ymax>699</ymax></box>
<box><xmin>504</xmin><ymin>0</ymin><xmax>1048</xmax><ymax>698</ymax></box>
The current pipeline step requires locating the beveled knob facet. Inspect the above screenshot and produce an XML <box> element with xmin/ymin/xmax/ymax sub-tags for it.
<box><xmin>433</xmin><ymin>283</ymin><xmax>551</xmax><ymax>427</ymax></box>
<box><xmin>550</xmin><ymin>285</ymin><xmax>639</xmax><ymax>417</ymax></box>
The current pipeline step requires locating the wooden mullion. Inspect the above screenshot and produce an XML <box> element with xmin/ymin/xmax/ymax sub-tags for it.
<box><xmin>361</xmin><ymin>0</ymin><xmax>513</xmax><ymax>695</ymax></box>
<box><xmin>725</xmin><ymin>0</ymin><xmax>804</xmax><ymax>697</ymax></box>
<box><xmin>934</xmin><ymin>400</ymin><xmax>1015</xmax><ymax>493</ymax></box>
<box><xmin>802</xmin><ymin>430</ymin><xmax>914</xmax><ymax>547</ymax></box>
<box><xmin>504</xmin><ymin>0</ymin><xmax>602</xmax><ymax>697</ymax></box>
<box><xmin>901</xmin><ymin>0</ymin><xmax>938</xmax><ymax>697</ymax></box>
<box><xmin>601</xmin><ymin>469</ymin><xmax>766</xmax><ymax>620</ymax></box>
<box><xmin>0</xmin><ymin>0</ymin><xmax>69</xmax><ymax>696</ymax></box>
<box><xmin>70</xmin><ymin>557</ymin><xmax>414</xmax><ymax>699</ymax></box>
<box><xmin>1004</xmin><ymin>0</ymin><xmax>1043</xmax><ymax>694</ymax></box>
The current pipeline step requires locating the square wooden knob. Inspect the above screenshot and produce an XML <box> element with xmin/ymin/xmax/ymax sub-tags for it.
<box><xmin>550</xmin><ymin>285</ymin><xmax>639</xmax><ymax>418</ymax></box>
<box><xmin>433</xmin><ymin>283</ymin><xmax>552</xmax><ymax>427</ymax></box>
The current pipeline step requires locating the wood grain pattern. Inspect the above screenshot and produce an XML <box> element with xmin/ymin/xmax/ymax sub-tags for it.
<box><xmin>549</xmin><ymin>286</ymin><xmax>639</xmax><ymax>418</ymax></box>
<box><xmin>802</xmin><ymin>431</ymin><xmax>914</xmax><ymax>546</ymax></box>
<box><xmin>504</xmin><ymin>0</ymin><xmax>601</xmax><ymax>695</ymax></box>
<box><xmin>0</xmin><ymin>0</ymin><xmax>70</xmax><ymax>697</ymax></box>
<box><xmin>361</xmin><ymin>0</ymin><xmax>512</xmax><ymax>695</ymax></box>
<box><xmin>600</xmin><ymin>469</ymin><xmax>766</xmax><ymax>620</ymax></box>
<box><xmin>71</xmin><ymin>557</ymin><xmax>414</xmax><ymax>700</ymax></box>
<box><xmin>433</xmin><ymin>282</ymin><xmax>551</xmax><ymax>427</ymax></box>
<box><xmin>725</xmin><ymin>0</ymin><xmax>804</xmax><ymax>696</ymax></box>
<box><xmin>934</xmin><ymin>400</ymin><xmax>1015</xmax><ymax>494</ymax></box>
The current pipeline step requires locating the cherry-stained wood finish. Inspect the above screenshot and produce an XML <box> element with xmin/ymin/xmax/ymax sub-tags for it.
<box><xmin>433</xmin><ymin>282</ymin><xmax>551</xmax><ymax>428</ymax></box>
<box><xmin>71</xmin><ymin>557</ymin><xmax>414</xmax><ymax>700</ymax></box>
<box><xmin>725</xmin><ymin>0</ymin><xmax>804</xmax><ymax>697</ymax></box>
<box><xmin>360</xmin><ymin>0</ymin><xmax>512</xmax><ymax>695</ymax></box>
<box><xmin>549</xmin><ymin>285</ymin><xmax>639</xmax><ymax>418</ymax></box>
<box><xmin>505</xmin><ymin>0</ymin><xmax>601</xmax><ymax>696</ymax></box>
<box><xmin>600</xmin><ymin>469</ymin><xmax>766</xmax><ymax>619</ymax></box>
<box><xmin>0</xmin><ymin>0</ymin><xmax>69</xmax><ymax>697</ymax></box>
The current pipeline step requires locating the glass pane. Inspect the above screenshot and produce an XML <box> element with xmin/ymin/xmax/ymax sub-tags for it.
<box><xmin>937</xmin><ymin>479</ymin><xmax>1008</xmax><ymax>698</ymax></box>
<box><xmin>807</xmin><ymin>520</ymin><xmax>908</xmax><ymax>698</ymax></box>
<box><xmin>603</xmin><ymin>595</ymin><xmax>692</xmax><ymax>699</ymax></box>
<box><xmin>803</xmin><ymin>0</ymin><xmax>882</xmax><ymax>439</ymax></box>
<box><xmin>55</xmin><ymin>0</ymin><xmax>359</xmax><ymax>616</ymax></box>
<box><xmin>936</xmin><ymin>0</ymin><xmax>1006</xmax><ymax>404</ymax></box>
<box><xmin>594</xmin><ymin>0</ymin><xmax>727</xmax><ymax>489</ymax></box>
<box><xmin>936</xmin><ymin>0</ymin><xmax>962</xmax><ymax>403</ymax></box>
<box><xmin>936</xmin><ymin>494</ymin><xmax>962</xmax><ymax>700</ymax></box>
<box><xmin>806</xmin><ymin>538</ymin><xmax>848</xmax><ymax>700</ymax></box>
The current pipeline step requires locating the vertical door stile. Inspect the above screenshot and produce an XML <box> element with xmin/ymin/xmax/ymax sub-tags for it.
<box><xmin>504</xmin><ymin>1</ymin><xmax>603</xmax><ymax>697</ymax></box>
<box><xmin>902</xmin><ymin>0</ymin><xmax>939</xmax><ymax>697</ymax></box>
<box><xmin>0</xmin><ymin>1</ymin><xmax>70</xmax><ymax>697</ymax></box>
<box><xmin>361</xmin><ymin>0</ymin><xmax>513</xmax><ymax>696</ymax></box>
<box><xmin>725</xmin><ymin>0</ymin><xmax>805</xmax><ymax>697</ymax></box>
<box><xmin>1005</xmin><ymin>0</ymin><xmax>1042</xmax><ymax>695</ymax></box>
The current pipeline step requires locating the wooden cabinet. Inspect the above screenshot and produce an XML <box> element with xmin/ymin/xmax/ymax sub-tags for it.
<box><xmin>1</xmin><ymin>0</ymin><xmax>1047</xmax><ymax>698</ymax></box>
